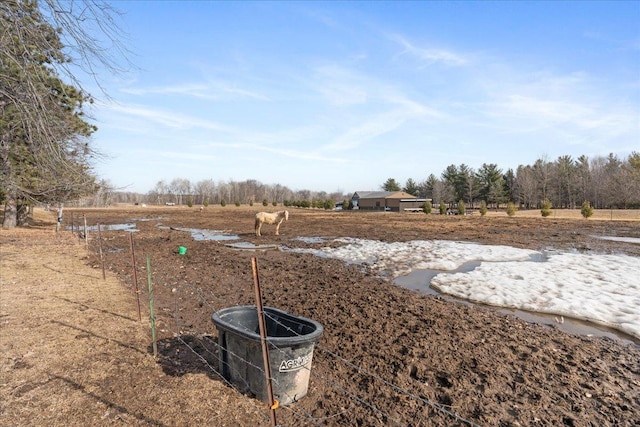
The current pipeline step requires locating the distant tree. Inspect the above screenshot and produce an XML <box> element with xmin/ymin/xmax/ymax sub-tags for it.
<box><xmin>423</xmin><ymin>174</ymin><xmax>439</xmax><ymax>200</ymax></box>
<box><xmin>422</xmin><ymin>201</ymin><xmax>432</xmax><ymax>214</ymax></box>
<box><xmin>554</xmin><ymin>155</ymin><xmax>576</xmax><ymax>208</ymax></box>
<box><xmin>541</xmin><ymin>199</ymin><xmax>552</xmax><ymax>217</ymax></box>
<box><xmin>514</xmin><ymin>165</ymin><xmax>537</xmax><ymax>209</ymax></box>
<box><xmin>457</xmin><ymin>200</ymin><xmax>465</xmax><ymax>215</ymax></box>
<box><xmin>574</xmin><ymin>155</ymin><xmax>592</xmax><ymax>205</ymax></box>
<box><xmin>533</xmin><ymin>156</ymin><xmax>552</xmax><ymax>203</ymax></box>
<box><xmin>439</xmin><ymin>201</ymin><xmax>447</xmax><ymax>215</ymax></box>
<box><xmin>626</xmin><ymin>152</ymin><xmax>640</xmax><ymax>208</ymax></box>
<box><xmin>476</xmin><ymin>163</ymin><xmax>505</xmax><ymax>209</ymax></box>
<box><xmin>461</xmin><ymin>165</ymin><xmax>479</xmax><ymax>207</ymax></box>
<box><xmin>442</xmin><ymin>164</ymin><xmax>461</xmax><ymax>202</ymax></box>
<box><xmin>581</xmin><ymin>200</ymin><xmax>594</xmax><ymax>219</ymax></box>
<box><xmin>170</xmin><ymin>178</ymin><xmax>191</xmax><ymax>205</ymax></box>
<box><xmin>187</xmin><ymin>196</ymin><xmax>193</xmax><ymax>208</ymax></box>
<box><xmin>506</xmin><ymin>202</ymin><xmax>517</xmax><ymax>217</ymax></box>
<box><xmin>503</xmin><ymin>168</ymin><xmax>516</xmax><ymax>204</ymax></box>
<box><xmin>403</xmin><ymin>178</ymin><xmax>419</xmax><ymax>196</ymax></box>
<box><xmin>382</xmin><ymin>178</ymin><xmax>401</xmax><ymax>191</ymax></box>
<box><xmin>479</xmin><ymin>200</ymin><xmax>488</xmax><ymax>216</ymax></box>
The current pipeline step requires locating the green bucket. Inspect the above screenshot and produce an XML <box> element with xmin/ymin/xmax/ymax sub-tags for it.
<box><xmin>178</xmin><ymin>246</ymin><xmax>187</xmax><ymax>255</ymax></box>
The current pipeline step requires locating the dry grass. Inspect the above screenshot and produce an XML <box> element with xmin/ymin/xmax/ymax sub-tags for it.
<box><xmin>484</xmin><ymin>208</ymin><xmax>640</xmax><ymax>221</ymax></box>
<box><xmin>0</xmin><ymin>209</ymin><xmax>265</xmax><ymax>427</ymax></box>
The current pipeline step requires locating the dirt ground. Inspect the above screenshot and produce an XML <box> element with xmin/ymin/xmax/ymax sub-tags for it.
<box><xmin>1</xmin><ymin>206</ymin><xmax>639</xmax><ymax>427</ymax></box>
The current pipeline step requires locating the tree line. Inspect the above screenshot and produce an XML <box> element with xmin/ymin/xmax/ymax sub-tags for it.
<box><xmin>71</xmin><ymin>151</ymin><xmax>640</xmax><ymax>212</ymax></box>
<box><xmin>382</xmin><ymin>152</ymin><xmax>640</xmax><ymax>210</ymax></box>
<box><xmin>70</xmin><ymin>178</ymin><xmax>348</xmax><ymax>209</ymax></box>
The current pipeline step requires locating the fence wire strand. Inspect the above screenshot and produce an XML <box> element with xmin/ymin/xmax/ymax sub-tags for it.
<box><xmin>81</xmin><ymin>224</ymin><xmax>485</xmax><ymax>427</ymax></box>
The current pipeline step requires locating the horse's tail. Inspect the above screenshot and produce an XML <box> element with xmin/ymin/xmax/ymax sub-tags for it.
<box><xmin>254</xmin><ymin>215</ymin><xmax>261</xmax><ymax>231</ymax></box>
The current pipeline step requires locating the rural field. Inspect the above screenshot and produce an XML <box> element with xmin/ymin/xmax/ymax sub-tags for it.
<box><xmin>1</xmin><ymin>206</ymin><xmax>639</xmax><ymax>427</ymax></box>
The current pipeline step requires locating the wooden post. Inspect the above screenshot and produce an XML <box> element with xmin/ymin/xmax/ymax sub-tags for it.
<box><xmin>129</xmin><ymin>233</ymin><xmax>142</xmax><ymax>322</ymax></box>
<box><xmin>83</xmin><ymin>214</ymin><xmax>88</xmax><ymax>248</ymax></box>
<box><xmin>251</xmin><ymin>257</ymin><xmax>278</xmax><ymax>426</ymax></box>
<box><xmin>147</xmin><ymin>255</ymin><xmax>158</xmax><ymax>357</ymax></box>
<box><xmin>97</xmin><ymin>223</ymin><xmax>106</xmax><ymax>280</ymax></box>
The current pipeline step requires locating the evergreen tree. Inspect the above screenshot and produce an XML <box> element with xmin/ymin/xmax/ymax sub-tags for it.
<box><xmin>580</xmin><ymin>200</ymin><xmax>594</xmax><ymax>219</ymax></box>
<box><xmin>403</xmin><ymin>178</ymin><xmax>419</xmax><ymax>196</ymax></box>
<box><xmin>381</xmin><ymin>178</ymin><xmax>401</xmax><ymax>191</ymax></box>
<box><xmin>476</xmin><ymin>163</ymin><xmax>505</xmax><ymax>209</ymax></box>
<box><xmin>479</xmin><ymin>200</ymin><xmax>488</xmax><ymax>216</ymax></box>
<box><xmin>541</xmin><ymin>199</ymin><xmax>552</xmax><ymax>217</ymax></box>
<box><xmin>457</xmin><ymin>200</ymin><xmax>465</xmax><ymax>215</ymax></box>
<box><xmin>1</xmin><ymin>1</ymin><xmax>126</xmax><ymax>228</ymax></box>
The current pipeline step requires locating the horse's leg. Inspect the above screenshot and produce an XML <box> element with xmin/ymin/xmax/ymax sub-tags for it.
<box><xmin>275</xmin><ymin>219</ymin><xmax>283</xmax><ymax>235</ymax></box>
<box><xmin>255</xmin><ymin>219</ymin><xmax>262</xmax><ymax>236</ymax></box>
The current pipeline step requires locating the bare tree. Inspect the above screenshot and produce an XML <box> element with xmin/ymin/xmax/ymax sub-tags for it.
<box><xmin>514</xmin><ymin>165</ymin><xmax>537</xmax><ymax>209</ymax></box>
<box><xmin>169</xmin><ymin>178</ymin><xmax>191</xmax><ymax>205</ymax></box>
<box><xmin>533</xmin><ymin>156</ymin><xmax>552</xmax><ymax>204</ymax></box>
<box><xmin>1</xmin><ymin>0</ymin><xmax>130</xmax><ymax>228</ymax></box>
<box><xmin>193</xmin><ymin>179</ymin><xmax>216</xmax><ymax>205</ymax></box>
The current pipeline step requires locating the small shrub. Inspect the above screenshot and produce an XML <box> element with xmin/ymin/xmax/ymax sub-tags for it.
<box><xmin>272</xmin><ymin>201</ymin><xmax>277</xmax><ymax>207</ymax></box>
<box><xmin>187</xmin><ymin>197</ymin><xmax>193</xmax><ymax>208</ymax></box>
<box><xmin>581</xmin><ymin>200</ymin><xmax>594</xmax><ymax>219</ymax></box>
<box><xmin>262</xmin><ymin>199</ymin><xmax>268</xmax><ymax>207</ymax></box>
<box><xmin>235</xmin><ymin>201</ymin><xmax>241</xmax><ymax>207</ymax></box>
<box><xmin>249</xmin><ymin>200</ymin><xmax>253</xmax><ymax>206</ymax></box>
<box><xmin>203</xmin><ymin>199</ymin><xmax>209</xmax><ymax>207</ymax></box>
<box><xmin>422</xmin><ymin>201</ymin><xmax>432</xmax><ymax>214</ymax></box>
<box><xmin>479</xmin><ymin>200</ymin><xmax>487</xmax><ymax>216</ymax></box>
<box><xmin>439</xmin><ymin>202</ymin><xmax>447</xmax><ymax>215</ymax></box>
<box><xmin>540</xmin><ymin>199</ymin><xmax>552</xmax><ymax>217</ymax></box>
<box><xmin>457</xmin><ymin>200</ymin><xmax>465</xmax><ymax>216</ymax></box>
<box><xmin>506</xmin><ymin>202</ymin><xmax>517</xmax><ymax>217</ymax></box>
<box><xmin>220</xmin><ymin>199</ymin><xmax>227</xmax><ymax>207</ymax></box>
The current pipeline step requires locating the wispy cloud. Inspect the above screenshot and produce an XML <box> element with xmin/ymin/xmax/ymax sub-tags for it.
<box><xmin>206</xmin><ymin>140</ymin><xmax>346</xmax><ymax>163</ymax></box>
<box><xmin>121</xmin><ymin>84</ymin><xmax>216</xmax><ymax>98</ymax></box>
<box><xmin>388</xmin><ymin>33</ymin><xmax>468</xmax><ymax>67</ymax></box>
<box><xmin>100</xmin><ymin>102</ymin><xmax>232</xmax><ymax>131</ymax></box>
<box><xmin>121</xmin><ymin>82</ymin><xmax>270</xmax><ymax>101</ymax></box>
<box><xmin>155</xmin><ymin>151</ymin><xmax>218</xmax><ymax>161</ymax></box>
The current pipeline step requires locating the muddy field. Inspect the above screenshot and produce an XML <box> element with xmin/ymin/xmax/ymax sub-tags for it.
<box><xmin>2</xmin><ymin>206</ymin><xmax>639</xmax><ymax>426</ymax></box>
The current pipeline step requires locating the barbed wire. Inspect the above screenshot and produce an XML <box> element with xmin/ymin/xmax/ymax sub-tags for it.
<box><xmin>78</xmin><ymin>223</ymin><xmax>486</xmax><ymax>427</ymax></box>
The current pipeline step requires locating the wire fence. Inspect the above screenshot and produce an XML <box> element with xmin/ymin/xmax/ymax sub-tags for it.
<box><xmin>68</xmin><ymin>215</ymin><xmax>483</xmax><ymax>427</ymax></box>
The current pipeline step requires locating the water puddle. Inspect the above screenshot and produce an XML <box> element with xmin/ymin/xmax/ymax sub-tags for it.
<box><xmin>159</xmin><ymin>226</ymin><xmax>239</xmax><ymax>241</ymax></box>
<box><xmin>591</xmin><ymin>235</ymin><xmax>640</xmax><ymax>244</ymax></box>
<box><xmin>225</xmin><ymin>242</ymin><xmax>280</xmax><ymax>250</ymax></box>
<box><xmin>394</xmin><ymin>263</ymin><xmax>639</xmax><ymax>347</ymax></box>
<box><xmin>67</xmin><ymin>223</ymin><xmax>137</xmax><ymax>232</ymax></box>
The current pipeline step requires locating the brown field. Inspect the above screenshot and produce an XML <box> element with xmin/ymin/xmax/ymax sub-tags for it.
<box><xmin>1</xmin><ymin>206</ymin><xmax>639</xmax><ymax>426</ymax></box>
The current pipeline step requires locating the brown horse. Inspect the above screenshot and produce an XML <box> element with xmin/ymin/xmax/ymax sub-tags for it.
<box><xmin>255</xmin><ymin>210</ymin><xmax>289</xmax><ymax>236</ymax></box>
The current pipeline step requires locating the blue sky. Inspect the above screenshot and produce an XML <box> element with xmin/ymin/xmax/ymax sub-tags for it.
<box><xmin>84</xmin><ymin>1</ymin><xmax>640</xmax><ymax>194</ymax></box>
